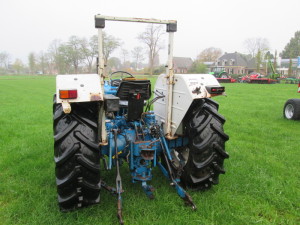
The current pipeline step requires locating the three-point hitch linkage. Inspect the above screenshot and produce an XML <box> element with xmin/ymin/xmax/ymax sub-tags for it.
<box><xmin>94</xmin><ymin>15</ymin><xmax>197</xmax><ymax>223</ymax></box>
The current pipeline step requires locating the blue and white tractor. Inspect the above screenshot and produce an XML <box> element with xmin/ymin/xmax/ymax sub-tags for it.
<box><xmin>53</xmin><ymin>15</ymin><xmax>229</xmax><ymax>224</ymax></box>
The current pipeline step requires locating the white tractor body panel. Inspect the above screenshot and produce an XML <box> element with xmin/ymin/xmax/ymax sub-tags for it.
<box><xmin>154</xmin><ymin>74</ymin><xmax>222</xmax><ymax>136</ymax></box>
<box><xmin>56</xmin><ymin>74</ymin><xmax>103</xmax><ymax>104</ymax></box>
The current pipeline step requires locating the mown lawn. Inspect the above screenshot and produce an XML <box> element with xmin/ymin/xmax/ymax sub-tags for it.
<box><xmin>0</xmin><ymin>75</ymin><xmax>299</xmax><ymax>225</ymax></box>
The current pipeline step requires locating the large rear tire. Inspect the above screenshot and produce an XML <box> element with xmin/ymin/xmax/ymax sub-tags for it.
<box><xmin>171</xmin><ymin>98</ymin><xmax>229</xmax><ymax>190</ymax></box>
<box><xmin>53</xmin><ymin>97</ymin><xmax>101</xmax><ymax>211</ymax></box>
<box><xmin>283</xmin><ymin>99</ymin><xmax>300</xmax><ymax>120</ymax></box>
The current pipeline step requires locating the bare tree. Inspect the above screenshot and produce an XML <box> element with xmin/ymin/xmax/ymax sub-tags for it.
<box><xmin>244</xmin><ymin>38</ymin><xmax>257</xmax><ymax>58</ymax></box>
<box><xmin>37</xmin><ymin>51</ymin><xmax>47</xmax><ymax>74</ymax></box>
<box><xmin>131</xmin><ymin>46</ymin><xmax>145</xmax><ymax>70</ymax></box>
<box><xmin>80</xmin><ymin>35</ymin><xmax>98</xmax><ymax>73</ymax></box>
<box><xmin>0</xmin><ymin>51</ymin><xmax>10</xmax><ymax>71</ymax></box>
<box><xmin>197</xmin><ymin>47</ymin><xmax>223</xmax><ymax>62</ymax></box>
<box><xmin>244</xmin><ymin>37</ymin><xmax>270</xmax><ymax>72</ymax></box>
<box><xmin>66</xmin><ymin>36</ymin><xmax>85</xmax><ymax>74</ymax></box>
<box><xmin>48</xmin><ymin>39</ymin><xmax>63</xmax><ymax>74</ymax></box>
<box><xmin>120</xmin><ymin>48</ymin><xmax>129</xmax><ymax>68</ymax></box>
<box><xmin>103</xmin><ymin>32</ymin><xmax>121</xmax><ymax>65</ymax></box>
<box><xmin>57</xmin><ymin>43</ymin><xmax>73</xmax><ymax>74</ymax></box>
<box><xmin>28</xmin><ymin>52</ymin><xmax>36</xmax><ymax>74</ymax></box>
<box><xmin>244</xmin><ymin>37</ymin><xmax>270</xmax><ymax>58</ymax></box>
<box><xmin>88</xmin><ymin>35</ymin><xmax>98</xmax><ymax>72</ymax></box>
<box><xmin>44</xmin><ymin>51</ymin><xmax>56</xmax><ymax>74</ymax></box>
<box><xmin>256</xmin><ymin>50</ymin><xmax>262</xmax><ymax>72</ymax></box>
<box><xmin>12</xmin><ymin>58</ymin><xmax>24</xmax><ymax>74</ymax></box>
<box><xmin>138</xmin><ymin>24</ymin><xmax>164</xmax><ymax>75</ymax></box>
<box><xmin>45</xmin><ymin>34</ymin><xmax>119</xmax><ymax>74</ymax></box>
<box><xmin>107</xmin><ymin>57</ymin><xmax>121</xmax><ymax>72</ymax></box>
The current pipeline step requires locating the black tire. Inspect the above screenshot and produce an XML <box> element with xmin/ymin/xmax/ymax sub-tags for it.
<box><xmin>220</xmin><ymin>74</ymin><xmax>229</xmax><ymax>78</ymax></box>
<box><xmin>283</xmin><ymin>99</ymin><xmax>300</xmax><ymax>120</ymax></box>
<box><xmin>53</xmin><ymin>96</ymin><xmax>101</xmax><ymax>211</ymax></box>
<box><xmin>171</xmin><ymin>98</ymin><xmax>229</xmax><ymax>191</ymax></box>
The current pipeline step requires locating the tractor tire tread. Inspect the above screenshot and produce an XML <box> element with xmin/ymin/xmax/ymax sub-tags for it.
<box><xmin>74</xmin><ymin>131</ymin><xmax>99</xmax><ymax>150</ymax></box>
<box><xmin>54</xmin><ymin>143</ymin><xmax>81</xmax><ymax>166</ymax></box>
<box><xmin>181</xmin><ymin>98</ymin><xmax>229</xmax><ymax>191</ymax></box>
<box><xmin>203</xmin><ymin>104</ymin><xmax>226</xmax><ymax>124</ymax></box>
<box><xmin>53</xmin><ymin>98</ymin><xmax>100</xmax><ymax>211</ymax></box>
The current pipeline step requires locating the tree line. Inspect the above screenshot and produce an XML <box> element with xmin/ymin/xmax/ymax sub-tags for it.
<box><xmin>0</xmin><ymin>33</ymin><xmax>141</xmax><ymax>75</ymax></box>
<box><xmin>1</xmin><ymin>29</ymin><xmax>299</xmax><ymax>75</ymax></box>
<box><xmin>0</xmin><ymin>24</ymin><xmax>166</xmax><ymax>75</ymax></box>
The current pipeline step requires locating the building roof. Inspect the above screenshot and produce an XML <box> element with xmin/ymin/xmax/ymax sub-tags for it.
<box><xmin>247</xmin><ymin>58</ymin><xmax>256</xmax><ymax>68</ymax></box>
<box><xmin>173</xmin><ymin>57</ymin><xmax>193</xmax><ymax>68</ymax></box>
<box><xmin>218</xmin><ymin>52</ymin><xmax>248</xmax><ymax>67</ymax></box>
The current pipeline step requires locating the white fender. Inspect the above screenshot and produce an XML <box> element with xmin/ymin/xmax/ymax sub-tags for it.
<box><xmin>154</xmin><ymin>74</ymin><xmax>223</xmax><ymax>136</ymax></box>
<box><xmin>56</xmin><ymin>74</ymin><xmax>103</xmax><ymax>113</ymax></box>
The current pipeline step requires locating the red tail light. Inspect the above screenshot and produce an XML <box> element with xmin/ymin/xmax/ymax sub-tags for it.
<box><xmin>59</xmin><ymin>90</ymin><xmax>78</xmax><ymax>99</ymax></box>
<box><xmin>206</xmin><ymin>86</ymin><xmax>225</xmax><ymax>94</ymax></box>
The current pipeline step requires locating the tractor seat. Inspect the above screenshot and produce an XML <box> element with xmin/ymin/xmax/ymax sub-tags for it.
<box><xmin>116</xmin><ymin>80</ymin><xmax>151</xmax><ymax>100</ymax></box>
<box><xmin>116</xmin><ymin>80</ymin><xmax>151</xmax><ymax>121</ymax></box>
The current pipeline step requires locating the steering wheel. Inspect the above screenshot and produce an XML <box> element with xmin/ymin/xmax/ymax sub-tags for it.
<box><xmin>109</xmin><ymin>71</ymin><xmax>135</xmax><ymax>87</ymax></box>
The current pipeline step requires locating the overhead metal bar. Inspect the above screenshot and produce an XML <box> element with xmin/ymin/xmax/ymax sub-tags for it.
<box><xmin>95</xmin><ymin>14</ymin><xmax>177</xmax><ymax>25</ymax></box>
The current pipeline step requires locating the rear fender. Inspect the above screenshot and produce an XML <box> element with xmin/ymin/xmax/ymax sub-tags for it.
<box><xmin>154</xmin><ymin>74</ymin><xmax>224</xmax><ymax>136</ymax></box>
<box><xmin>56</xmin><ymin>74</ymin><xmax>103</xmax><ymax>113</ymax></box>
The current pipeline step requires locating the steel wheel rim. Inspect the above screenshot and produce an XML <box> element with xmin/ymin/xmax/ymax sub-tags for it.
<box><xmin>285</xmin><ymin>104</ymin><xmax>294</xmax><ymax>119</ymax></box>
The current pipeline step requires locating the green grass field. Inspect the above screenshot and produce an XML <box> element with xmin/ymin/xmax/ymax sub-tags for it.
<box><xmin>0</xmin><ymin>75</ymin><xmax>299</xmax><ymax>225</ymax></box>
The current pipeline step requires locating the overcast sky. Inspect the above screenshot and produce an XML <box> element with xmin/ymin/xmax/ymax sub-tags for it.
<box><xmin>1</xmin><ymin>0</ymin><xmax>299</xmax><ymax>64</ymax></box>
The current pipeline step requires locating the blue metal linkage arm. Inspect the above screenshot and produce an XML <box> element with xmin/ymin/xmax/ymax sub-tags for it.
<box><xmin>108</xmin><ymin>131</ymin><xmax>113</xmax><ymax>169</ymax></box>
<box><xmin>158</xmin><ymin>132</ymin><xmax>197</xmax><ymax>210</ymax></box>
<box><xmin>159</xmin><ymin>129</ymin><xmax>173</xmax><ymax>161</ymax></box>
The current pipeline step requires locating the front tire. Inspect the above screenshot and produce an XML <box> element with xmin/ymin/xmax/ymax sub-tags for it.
<box><xmin>53</xmin><ymin>97</ymin><xmax>101</xmax><ymax>211</ymax></box>
<box><xmin>283</xmin><ymin>99</ymin><xmax>300</xmax><ymax>120</ymax></box>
